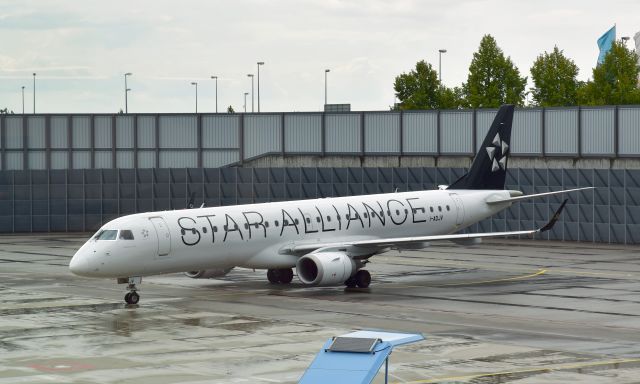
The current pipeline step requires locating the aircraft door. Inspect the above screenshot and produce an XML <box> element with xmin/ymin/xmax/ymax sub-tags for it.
<box><xmin>149</xmin><ymin>217</ymin><xmax>171</xmax><ymax>256</ymax></box>
<box><xmin>301</xmin><ymin>211</ymin><xmax>318</xmax><ymax>233</ymax></box>
<box><xmin>449</xmin><ymin>193</ymin><xmax>465</xmax><ymax>226</ymax></box>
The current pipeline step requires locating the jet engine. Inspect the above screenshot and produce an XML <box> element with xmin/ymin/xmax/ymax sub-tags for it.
<box><xmin>184</xmin><ymin>268</ymin><xmax>233</xmax><ymax>279</ymax></box>
<box><xmin>296</xmin><ymin>252</ymin><xmax>356</xmax><ymax>286</ymax></box>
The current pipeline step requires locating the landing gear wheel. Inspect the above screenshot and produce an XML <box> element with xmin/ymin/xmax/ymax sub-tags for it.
<box><xmin>121</xmin><ymin>276</ymin><xmax>142</xmax><ymax>305</ymax></box>
<box><xmin>125</xmin><ymin>291</ymin><xmax>140</xmax><ymax>305</ymax></box>
<box><xmin>267</xmin><ymin>269</ymin><xmax>279</xmax><ymax>284</ymax></box>
<box><xmin>344</xmin><ymin>276</ymin><xmax>357</xmax><ymax>288</ymax></box>
<box><xmin>355</xmin><ymin>270</ymin><xmax>371</xmax><ymax>288</ymax></box>
<box><xmin>278</xmin><ymin>268</ymin><xmax>294</xmax><ymax>284</ymax></box>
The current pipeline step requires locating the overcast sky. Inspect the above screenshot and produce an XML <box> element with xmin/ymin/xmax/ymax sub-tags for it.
<box><xmin>1</xmin><ymin>0</ymin><xmax>638</xmax><ymax>114</ymax></box>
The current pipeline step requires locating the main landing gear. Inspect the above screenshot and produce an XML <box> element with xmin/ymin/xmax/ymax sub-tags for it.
<box><xmin>344</xmin><ymin>270</ymin><xmax>371</xmax><ymax>289</ymax></box>
<box><xmin>118</xmin><ymin>276</ymin><xmax>141</xmax><ymax>305</ymax></box>
<box><xmin>267</xmin><ymin>268</ymin><xmax>294</xmax><ymax>284</ymax></box>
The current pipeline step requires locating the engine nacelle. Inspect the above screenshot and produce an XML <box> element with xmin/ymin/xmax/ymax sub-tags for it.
<box><xmin>296</xmin><ymin>252</ymin><xmax>356</xmax><ymax>286</ymax></box>
<box><xmin>184</xmin><ymin>268</ymin><xmax>233</xmax><ymax>279</ymax></box>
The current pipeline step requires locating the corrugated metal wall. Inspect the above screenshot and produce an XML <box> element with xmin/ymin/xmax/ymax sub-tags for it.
<box><xmin>203</xmin><ymin>115</ymin><xmax>239</xmax><ymax>149</ymax></box>
<box><xmin>545</xmin><ymin>108</ymin><xmax>578</xmax><ymax>155</ymax></box>
<box><xmin>2</xmin><ymin>106</ymin><xmax>640</xmax><ymax>170</ymax></box>
<box><xmin>244</xmin><ymin>114</ymin><xmax>282</xmax><ymax>159</ymax></box>
<box><xmin>116</xmin><ymin>116</ymin><xmax>134</xmax><ymax>149</ymax></box>
<box><xmin>364</xmin><ymin>113</ymin><xmax>400</xmax><ymax>153</ymax></box>
<box><xmin>50</xmin><ymin>117</ymin><xmax>67</xmax><ymax>148</ymax></box>
<box><xmin>402</xmin><ymin>111</ymin><xmax>437</xmax><ymax>154</ymax></box>
<box><xmin>619</xmin><ymin>107</ymin><xmax>640</xmax><ymax>156</ymax></box>
<box><xmin>512</xmin><ymin>109</ymin><xmax>542</xmax><ymax>155</ymax></box>
<box><xmin>159</xmin><ymin>115</ymin><xmax>197</xmax><ymax>148</ymax></box>
<box><xmin>27</xmin><ymin>117</ymin><xmax>45</xmax><ymax>149</ymax></box>
<box><xmin>441</xmin><ymin>111</ymin><xmax>473</xmax><ymax>154</ymax></box>
<box><xmin>581</xmin><ymin>108</ymin><xmax>614</xmax><ymax>156</ymax></box>
<box><xmin>284</xmin><ymin>114</ymin><xmax>322</xmax><ymax>153</ymax></box>
<box><xmin>326</xmin><ymin>114</ymin><xmax>361</xmax><ymax>154</ymax></box>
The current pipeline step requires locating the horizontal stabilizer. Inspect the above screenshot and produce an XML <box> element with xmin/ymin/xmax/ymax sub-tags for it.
<box><xmin>486</xmin><ymin>187</ymin><xmax>593</xmax><ymax>205</ymax></box>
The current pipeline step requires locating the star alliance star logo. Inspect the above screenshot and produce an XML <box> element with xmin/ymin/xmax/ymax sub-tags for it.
<box><xmin>486</xmin><ymin>131</ymin><xmax>509</xmax><ymax>173</ymax></box>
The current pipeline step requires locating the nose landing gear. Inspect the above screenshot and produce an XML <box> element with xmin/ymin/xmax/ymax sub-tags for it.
<box><xmin>118</xmin><ymin>276</ymin><xmax>142</xmax><ymax>305</ymax></box>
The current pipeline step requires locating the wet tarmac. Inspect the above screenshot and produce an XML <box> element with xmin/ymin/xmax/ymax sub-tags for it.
<box><xmin>2</xmin><ymin>234</ymin><xmax>640</xmax><ymax>383</ymax></box>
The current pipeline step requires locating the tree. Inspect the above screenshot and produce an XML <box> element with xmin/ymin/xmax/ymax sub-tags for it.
<box><xmin>463</xmin><ymin>35</ymin><xmax>527</xmax><ymax>107</ymax></box>
<box><xmin>529</xmin><ymin>46</ymin><xmax>580</xmax><ymax>106</ymax></box>
<box><xmin>393</xmin><ymin>61</ymin><xmax>465</xmax><ymax>109</ymax></box>
<box><xmin>438</xmin><ymin>85</ymin><xmax>465</xmax><ymax>109</ymax></box>
<box><xmin>578</xmin><ymin>41</ymin><xmax>640</xmax><ymax>105</ymax></box>
<box><xmin>227</xmin><ymin>105</ymin><xmax>235</xmax><ymax>113</ymax></box>
<box><xmin>394</xmin><ymin>60</ymin><xmax>440</xmax><ymax>109</ymax></box>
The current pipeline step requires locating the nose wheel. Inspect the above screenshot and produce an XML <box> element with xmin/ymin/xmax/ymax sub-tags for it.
<box><xmin>125</xmin><ymin>291</ymin><xmax>140</xmax><ymax>305</ymax></box>
<box><xmin>121</xmin><ymin>276</ymin><xmax>142</xmax><ymax>305</ymax></box>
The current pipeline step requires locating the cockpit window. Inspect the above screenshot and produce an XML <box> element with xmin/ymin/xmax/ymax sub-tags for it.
<box><xmin>119</xmin><ymin>230</ymin><xmax>134</xmax><ymax>240</ymax></box>
<box><xmin>95</xmin><ymin>230</ymin><xmax>118</xmax><ymax>240</ymax></box>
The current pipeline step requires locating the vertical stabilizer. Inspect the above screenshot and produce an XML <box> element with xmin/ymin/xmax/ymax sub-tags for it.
<box><xmin>447</xmin><ymin>104</ymin><xmax>515</xmax><ymax>190</ymax></box>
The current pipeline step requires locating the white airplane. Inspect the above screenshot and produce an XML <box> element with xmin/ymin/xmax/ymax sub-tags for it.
<box><xmin>69</xmin><ymin>105</ymin><xmax>589</xmax><ymax>304</ymax></box>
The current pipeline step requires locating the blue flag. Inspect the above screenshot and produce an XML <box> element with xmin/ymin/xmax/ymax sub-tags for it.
<box><xmin>597</xmin><ymin>25</ymin><xmax>616</xmax><ymax>64</ymax></box>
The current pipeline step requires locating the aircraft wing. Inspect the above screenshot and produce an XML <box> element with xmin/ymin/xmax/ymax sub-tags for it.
<box><xmin>283</xmin><ymin>199</ymin><xmax>567</xmax><ymax>256</ymax></box>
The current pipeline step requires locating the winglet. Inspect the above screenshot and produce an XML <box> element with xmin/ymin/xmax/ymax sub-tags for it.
<box><xmin>540</xmin><ymin>199</ymin><xmax>568</xmax><ymax>233</ymax></box>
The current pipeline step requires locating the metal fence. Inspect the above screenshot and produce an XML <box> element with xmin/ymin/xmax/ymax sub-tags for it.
<box><xmin>1</xmin><ymin>106</ymin><xmax>639</xmax><ymax>170</ymax></box>
<box><xmin>0</xmin><ymin>167</ymin><xmax>638</xmax><ymax>244</ymax></box>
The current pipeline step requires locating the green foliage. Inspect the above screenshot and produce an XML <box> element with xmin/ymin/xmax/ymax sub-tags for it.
<box><xmin>227</xmin><ymin>105</ymin><xmax>235</xmax><ymax>113</ymax></box>
<box><xmin>578</xmin><ymin>41</ymin><xmax>640</xmax><ymax>105</ymax></box>
<box><xmin>462</xmin><ymin>35</ymin><xmax>527</xmax><ymax>108</ymax></box>
<box><xmin>393</xmin><ymin>60</ymin><xmax>465</xmax><ymax>110</ymax></box>
<box><xmin>530</xmin><ymin>46</ymin><xmax>580</xmax><ymax>106</ymax></box>
<box><xmin>438</xmin><ymin>86</ymin><xmax>465</xmax><ymax>109</ymax></box>
<box><xmin>394</xmin><ymin>60</ymin><xmax>440</xmax><ymax>109</ymax></box>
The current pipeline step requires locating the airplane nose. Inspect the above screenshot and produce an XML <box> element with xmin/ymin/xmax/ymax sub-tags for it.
<box><xmin>69</xmin><ymin>252</ymin><xmax>90</xmax><ymax>276</ymax></box>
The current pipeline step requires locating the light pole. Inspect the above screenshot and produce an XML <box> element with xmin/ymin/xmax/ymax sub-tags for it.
<box><xmin>243</xmin><ymin>92</ymin><xmax>249</xmax><ymax>113</ymax></box>
<box><xmin>210</xmin><ymin>75</ymin><xmax>218</xmax><ymax>113</ymax></box>
<box><xmin>21</xmin><ymin>86</ymin><xmax>25</xmax><ymax>114</ymax></box>
<box><xmin>257</xmin><ymin>62</ymin><xmax>264</xmax><ymax>112</ymax></box>
<box><xmin>438</xmin><ymin>49</ymin><xmax>447</xmax><ymax>83</ymax></box>
<box><xmin>32</xmin><ymin>73</ymin><xmax>36</xmax><ymax>114</ymax></box>
<box><xmin>247</xmin><ymin>74</ymin><xmax>254</xmax><ymax>112</ymax></box>
<box><xmin>191</xmin><ymin>82</ymin><xmax>198</xmax><ymax>113</ymax></box>
<box><xmin>324</xmin><ymin>69</ymin><xmax>331</xmax><ymax>106</ymax></box>
<box><xmin>124</xmin><ymin>72</ymin><xmax>132</xmax><ymax>113</ymax></box>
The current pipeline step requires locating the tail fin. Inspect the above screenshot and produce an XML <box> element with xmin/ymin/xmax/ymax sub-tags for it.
<box><xmin>448</xmin><ymin>104</ymin><xmax>515</xmax><ymax>190</ymax></box>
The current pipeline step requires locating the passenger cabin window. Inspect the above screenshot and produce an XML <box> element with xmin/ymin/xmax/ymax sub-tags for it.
<box><xmin>95</xmin><ymin>230</ymin><xmax>117</xmax><ymax>240</ymax></box>
<box><xmin>119</xmin><ymin>230</ymin><xmax>134</xmax><ymax>240</ymax></box>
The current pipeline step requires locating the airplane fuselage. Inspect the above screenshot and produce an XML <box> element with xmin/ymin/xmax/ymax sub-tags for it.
<box><xmin>70</xmin><ymin>189</ymin><xmax>511</xmax><ymax>278</ymax></box>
